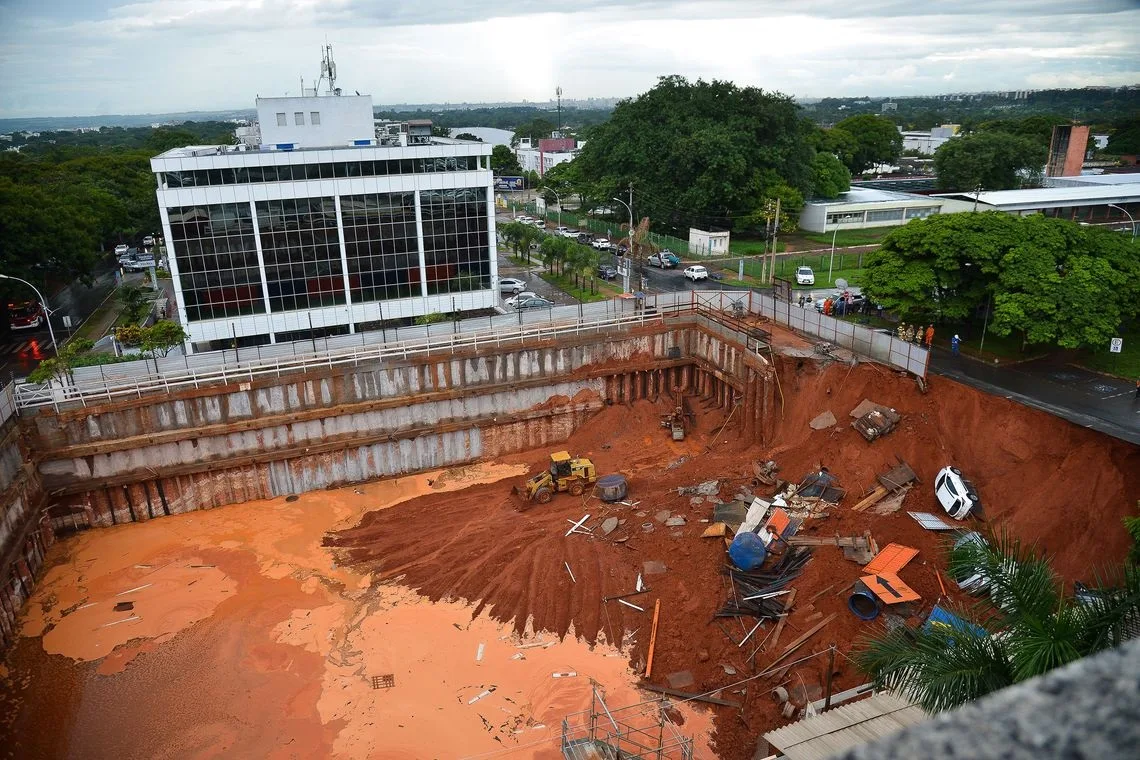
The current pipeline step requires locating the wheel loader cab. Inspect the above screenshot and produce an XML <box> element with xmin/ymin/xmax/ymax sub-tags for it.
<box><xmin>550</xmin><ymin>451</ymin><xmax>573</xmax><ymax>479</ymax></box>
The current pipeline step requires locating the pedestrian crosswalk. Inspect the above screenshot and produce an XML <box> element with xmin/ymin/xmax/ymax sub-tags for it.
<box><xmin>0</xmin><ymin>340</ymin><xmax>36</xmax><ymax>355</ymax></box>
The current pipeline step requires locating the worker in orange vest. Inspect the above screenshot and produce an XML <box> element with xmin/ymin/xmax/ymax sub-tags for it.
<box><xmin>924</xmin><ymin>324</ymin><xmax>935</xmax><ymax>348</ymax></box>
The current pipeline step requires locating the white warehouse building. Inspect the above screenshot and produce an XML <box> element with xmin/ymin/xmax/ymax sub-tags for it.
<box><xmin>798</xmin><ymin>187</ymin><xmax>971</xmax><ymax>233</ymax></box>
<box><xmin>151</xmin><ymin>86</ymin><xmax>495</xmax><ymax>353</ymax></box>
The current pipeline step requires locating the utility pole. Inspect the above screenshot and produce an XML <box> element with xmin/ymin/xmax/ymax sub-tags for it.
<box><xmin>823</xmin><ymin>642</ymin><xmax>837</xmax><ymax>711</ymax></box>
<box><xmin>769</xmin><ymin>196</ymin><xmax>781</xmax><ymax>285</ymax></box>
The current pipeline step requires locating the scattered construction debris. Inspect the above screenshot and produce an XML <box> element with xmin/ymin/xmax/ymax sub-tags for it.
<box><xmin>645</xmin><ymin>599</ymin><xmax>662</xmax><ymax>679</ymax></box>
<box><xmin>908</xmin><ymin>511</ymin><xmax>956</xmax><ymax>531</ymax></box>
<box><xmin>752</xmin><ymin>459</ymin><xmax>780</xmax><ymax>486</ymax></box>
<box><xmin>851</xmin><ymin>404</ymin><xmax>902</xmax><ymax>442</ymax></box>
<box><xmin>594</xmin><ymin>474</ymin><xmax>629</xmax><ymax>503</ymax></box>
<box><xmin>851</xmin><ymin>458</ymin><xmax>917</xmax><ymax>513</ymax></box>
<box><xmin>371</xmin><ymin>674</ymin><xmax>395</xmax><ymax>690</ymax></box>
<box><xmin>719</xmin><ymin>548</ymin><xmax>812</xmax><ymax>620</ymax></box>
<box><xmin>808</xmin><ymin>410</ymin><xmax>837</xmax><ymax>430</ymax></box>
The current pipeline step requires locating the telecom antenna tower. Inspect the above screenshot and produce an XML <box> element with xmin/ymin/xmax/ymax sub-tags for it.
<box><xmin>316</xmin><ymin>43</ymin><xmax>339</xmax><ymax>95</ymax></box>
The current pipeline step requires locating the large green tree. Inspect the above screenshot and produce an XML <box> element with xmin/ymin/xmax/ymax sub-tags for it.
<box><xmin>834</xmin><ymin>114</ymin><xmax>903</xmax><ymax>173</ymax></box>
<box><xmin>1105</xmin><ymin>116</ymin><xmax>1140</xmax><ymax>155</ymax></box>
<box><xmin>809</xmin><ymin>152</ymin><xmax>851</xmax><ymax>199</ymax></box>
<box><xmin>490</xmin><ymin>144</ymin><xmax>522</xmax><ymax>175</ymax></box>
<box><xmin>510</xmin><ymin>118</ymin><xmax>556</xmax><ymax>147</ymax></box>
<box><xmin>857</xmin><ymin>530</ymin><xmax>1140</xmax><ymax>713</ymax></box>
<box><xmin>573</xmin><ymin>75</ymin><xmax>815</xmax><ymax>234</ymax></box>
<box><xmin>934</xmin><ymin>131</ymin><xmax>1047</xmax><ymax>191</ymax></box>
<box><xmin>862</xmin><ymin>213</ymin><xmax>1140</xmax><ymax>351</ymax></box>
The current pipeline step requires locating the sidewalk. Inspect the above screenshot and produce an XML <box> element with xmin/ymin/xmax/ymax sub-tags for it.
<box><xmin>929</xmin><ymin>349</ymin><xmax>1140</xmax><ymax>446</ymax></box>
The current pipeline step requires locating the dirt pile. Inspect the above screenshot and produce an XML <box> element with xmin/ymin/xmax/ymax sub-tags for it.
<box><xmin>327</xmin><ymin>359</ymin><xmax>1140</xmax><ymax>758</ymax></box>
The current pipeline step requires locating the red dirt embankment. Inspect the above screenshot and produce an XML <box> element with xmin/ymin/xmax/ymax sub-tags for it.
<box><xmin>327</xmin><ymin>359</ymin><xmax>1140</xmax><ymax>759</ymax></box>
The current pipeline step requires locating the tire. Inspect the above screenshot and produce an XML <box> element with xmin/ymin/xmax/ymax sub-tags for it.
<box><xmin>569</xmin><ymin>481</ymin><xmax>585</xmax><ymax>497</ymax></box>
<box><xmin>535</xmin><ymin>488</ymin><xmax>553</xmax><ymax>504</ymax></box>
<box><xmin>950</xmin><ymin>467</ymin><xmax>962</xmax><ymax>476</ymax></box>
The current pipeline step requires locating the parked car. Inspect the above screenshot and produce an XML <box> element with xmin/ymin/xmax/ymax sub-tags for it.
<box><xmin>577</xmin><ymin>232</ymin><xmax>594</xmax><ymax>244</ymax></box>
<box><xmin>7</xmin><ymin>301</ymin><xmax>44</xmax><ymax>330</ymax></box>
<box><xmin>795</xmin><ymin>266</ymin><xmax>815</xmax><ymax>285</ymax></box>
<box><xmin>114</xmin><ymin>243</ymin><xmax>129</xmax><ymax>256</ymax></box>
<box><xmin>505</xmin><ymin>291</ymin><xmax>538</xmax><ymax>308</ymax></box>
<box><xmin>592</xmin><ymin>238</ymin><xmax>613</xmax><ymax>251</ymax></box>
<box><xmin>142</xmin><ymin>234</ymin><xmax>155</xmax><ymax>247</ymax></box>
<box><xmin>648</xmin><ymin>253</ymin><xmax>674</xmax><ymax>268</ymax></box>
<box><xmin>616</xmin><ymin>244</ymin><xmax>629</xmax><ymax>255</ymax></box>
<box><xmin>597</xmin><ymin>264</ymin><xmax>618</xmax><ymax>280</ymax></box>
<box><xmin>561</xmin><ymin>228</ymin><xmax>580</xmax><ymax>239</ymax></box>
<box><xmin>659</xmin><ymin>250</ymin><xmax>682</xmax><ymax>267</ymax></box>
<box><xmin>935</xmin><ymin>466</ymin><xmax>981</xmax><ymax>520</ymax></box>
<box><xmin>499</xmin><ymin>277</ymin><xmax>528</xmax><ymax>294</ymax></box>
<box><xmin>530</xmin><ymin>219</ymin><xmax>546</xmax><ymax>229</ymax></box>
<box><xmin>554</xmin><ymin>226</ymin><xmax>570</xmax><ymax>236</ymax></box>
<box><xmin>683</xmin><ymin>265</ymin><xmax>709</xmax><ymax>281</ymax></box>
<box><xmin>513</xmin><ymin>296</ymin><xmax>554</xmax><ymax>310</ymax></box>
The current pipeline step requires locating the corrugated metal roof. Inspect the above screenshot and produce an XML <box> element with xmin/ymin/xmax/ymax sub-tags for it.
<box><xmin>764</xmin><ymin>692</ymin><xmax>927</xmax><ymax>760</ymax></box>
<box><xmin>936</xmin><ymin>181</ymin><xmax>1140</xmax><ymax>209</ymax></box>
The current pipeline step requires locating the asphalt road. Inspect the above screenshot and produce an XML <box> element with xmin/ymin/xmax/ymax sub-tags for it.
<box><xmin>0</xmin><ymin>325</ymin><xmax>54</xmax><ymax>380</ymax></box>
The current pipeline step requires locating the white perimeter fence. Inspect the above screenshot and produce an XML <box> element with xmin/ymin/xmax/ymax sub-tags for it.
<box><xmin>13</xmin><ymin>290</ymin><xmax>927</xmax><ymax>410</ymax></box>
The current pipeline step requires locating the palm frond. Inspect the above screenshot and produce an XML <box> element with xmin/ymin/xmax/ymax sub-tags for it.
<box><xmin>855</xmin><ymin>624</ymin><xmax>1013</xmax><ymax>713</ymax></box>
<box><xmin>948</xmin><ymin>527</ymin><xmax>1061</xmax><ymax>627</ymax></box>
<box><xmin>1074</xmin><ymin>561</ymin><xmax>1140</xmax><ymax>651</ymax></box>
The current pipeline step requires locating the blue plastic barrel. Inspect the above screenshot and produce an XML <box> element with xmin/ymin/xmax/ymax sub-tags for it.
<box><xmin>729</xmin><ymin>532</ymin><xmax>768</xmax><ymax>571</ymax></box>
<box><xmin>848</xmin><ymin>582</ymin><xmax>881</xmax><ymax>620</ymax></box>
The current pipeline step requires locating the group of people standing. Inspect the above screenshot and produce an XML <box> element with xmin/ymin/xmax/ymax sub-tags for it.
<box><xmin>898</xmin><ymin>322</ymin><xmax>936</xmax><ymax>349</ymax></box>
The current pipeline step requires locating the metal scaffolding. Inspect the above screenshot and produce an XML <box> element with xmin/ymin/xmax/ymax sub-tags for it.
<box><xmin>561</xmin><ymin>685</ymin><xmax>693</xmax><ymax>760</ymax></box>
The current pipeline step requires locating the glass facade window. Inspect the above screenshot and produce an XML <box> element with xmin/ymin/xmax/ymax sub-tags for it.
<box><xmin>294</xmin><ymin>111</ymin><xmax>305</xmax><ymax>125</ymax></box>
<box><xmin>826</xmin><ymin>211</ymin><xmax>864</xmax><ymax>225</ymax></box>
<box><xmin>276</xmin><ymin>113</ymin><xmax>287</xmax><ymax>126</ymax></box>
<box><xmin>866</xmin><ymin>208</ymin><xmax>906</xmax><ymax>223</ymax></box>
<box><xmin>422</xmin><ymin>187</ymin><xmax>490</xmax><ymax>295</ymax></box>
<box><xmin>161</xmin><ymin>155</ymin><xmax>480</xmax><ymax>188</ymax></box>
<box><xmin>169</xmin><ymin>203</ymin><xmax>266</xmax><ymax>322</ymax></box>
<box><xmin>310</xmin><ymin>111</ymin><xmax>321</xmax><ymax>126</ymax></box>
<box><xmin>341</xmin><ymin>192</ymin><xmax>421</xmax><ymax>303</ymax></box>
<box><xmin>256</xmin><ymin>197</ymin><xmax>346</xmax><ymax>312</ymax></box>
<box><xmin>905</xmin><ymin>206</ymin><xmax>939</xmax><ymax>219</ymax></box>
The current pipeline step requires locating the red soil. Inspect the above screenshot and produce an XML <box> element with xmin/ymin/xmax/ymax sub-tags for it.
<box><xmin>327</xmin><ymin>357</ymin><xmax>1140</xmax><ymax>758</ymax></box>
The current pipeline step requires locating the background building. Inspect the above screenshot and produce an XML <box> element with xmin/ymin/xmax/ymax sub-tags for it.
<box><xmin>688</xmin><ymin>228</ymin><xmax>730</xmax><ymax>257</ymax></box>
<box><xmin>515</xmin><ymin>136</ymin><xmax>580</xmax><ymax>176</ymax></box>
<box><xmin>798</xmin><ymin>187</ymin><xmax>964</xmax><ymax>232</ymax></box>
<box><xmin>900</xmin><ymin>124</ymin><xmax>960</xmax><ymax>155</ymax></box>
<box><xmin>152</xmin><ymin>72</ymin><xmax>495</xmax><ymax>353</ymax></box>
<box><xmin>1046</xmin><ymin>124</ymin><xmax>1090</xmax><ymax>177</ymax></box>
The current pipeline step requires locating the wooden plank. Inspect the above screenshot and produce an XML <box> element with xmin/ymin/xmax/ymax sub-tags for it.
<box><xmin>764</xmin><ymin>613</ymin><xmax>837</xmax><ymax>675</ymax></box>
<box><xmin>807</xmin><ymin>583</ymin><xmax>836</xmax><ymax>603</ymax></box>
<box><xmin>864</xmin><ymin>543</ymin><xmax>917</xmax><ymax>575</ymax></box>
<box><xmin>852</xmin><ymin>485</ymin><xmax>888</xmax><ymax>512</ymax></box>
<box><xmin>645</xmin><ymin>599</ymin><xmax>662</xmax><ymax>679</ymax></box>
<box><xmin>638</xmin><ymin>683</ymin><xmax>741</xmax><ymax>708</ymax></box>
<box><xmin>767</xmin><ymin>588</ymin><xmax>797</xmax><ymax>651</ymax></box>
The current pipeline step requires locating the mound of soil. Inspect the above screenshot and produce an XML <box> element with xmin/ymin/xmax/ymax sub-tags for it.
<box><xmin>326</xmin><ymin>358</ymin><xmax>1140</xmax><ymax>759</ymax></box>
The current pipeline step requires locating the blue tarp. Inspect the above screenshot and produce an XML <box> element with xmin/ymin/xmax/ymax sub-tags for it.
<box><xmin>924</xmin><ymin>604</ymin><xmax>987</xmax><ymax>643</ymax></box>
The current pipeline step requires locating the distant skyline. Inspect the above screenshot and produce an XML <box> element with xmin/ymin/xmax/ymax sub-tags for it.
<box><xmin>1</xmin><ymin>0</ymin><xmax>1138</xmax><ymax>118</ymax></box>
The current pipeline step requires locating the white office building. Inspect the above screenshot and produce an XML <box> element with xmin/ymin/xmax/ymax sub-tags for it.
<box><xmin>151</xmin><ymin>85</ymin><xmax>495</xmax><ymax>353</ymax></box>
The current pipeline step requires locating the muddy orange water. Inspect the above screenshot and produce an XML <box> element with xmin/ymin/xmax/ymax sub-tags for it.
<box><xmin>5</xmin><ymin>463</ymin><xmax>714</xmax><ymax>759</ymax></box>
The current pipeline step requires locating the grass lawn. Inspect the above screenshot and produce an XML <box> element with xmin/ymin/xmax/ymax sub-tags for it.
<box><xmin>1077</xmin><ymin>329</ymin><xmax>1140</xmax><ymax>380</ymax></box>
<box><xmin>538</xmin><ymin>272</ymin><xmax>618</xmax><ymax>303</ymax></box>
<box><xmin>728</xmin><ymin>239</ymin><xmax>787</xmax><ymax>256</ymax></box>
<box><xmin>719</xmin><ymin>256</ymin><xmax>865</xmax><ymax>289</ymax></box>
<box><xmin>796</xmin><ymin>226</ymin><xmax>901</xmax><ymax>247</ymax></box>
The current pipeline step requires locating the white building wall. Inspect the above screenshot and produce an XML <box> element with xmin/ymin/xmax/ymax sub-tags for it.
<box><xmin>256</xmin><ymin>95</ymin><xmax>375</xmax><ymax>148</ymax></box>
<box><xmin>688</xmin><ymin>228</ymin><xmax>730</xmax><ymax>257</ymax></box>
<box><xmin>153</xmin><ymin>142</ymin><xmax>496</xmax><ymax>351</ymax></box>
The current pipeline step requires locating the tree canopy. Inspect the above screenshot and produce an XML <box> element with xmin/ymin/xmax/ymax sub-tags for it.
<box><xmin>862</xmin><ymin>212</ymin><xmax>1140</xmax><ymax>350</ymax></box>
<box><xmin>572</xmin><ymin>75</ymin><xmax>817</xmax><ymax>234</ymax></box>
<box><xmin>834</xmin><ymin>114</ymin><xmax>903</xmax><ymax>173</ymax></box>
<box><xmin>934</xmin><ymin>131</ymin><xmax>1047</xmax><ymax>191</ymax></box>
<box><xmin>1105</xmin><ymin>116</ymin><xmax>1140</xmax><ymax>155</ymax></box>
<box><xmin>809</xmin><ymin>152</ymin><xmax>851</xmax><ymax>199</ymax></box>
<box><xmin>490</xmin><ymin>144</ymin><xmax>521</xmax><ymax>175</ymax></box>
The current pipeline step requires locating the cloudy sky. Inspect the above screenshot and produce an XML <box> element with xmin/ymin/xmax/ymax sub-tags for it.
<box><xmin>0</xmin><ymin>0</ymin><xmax>1137</xmax><ymax>117</ymax></box>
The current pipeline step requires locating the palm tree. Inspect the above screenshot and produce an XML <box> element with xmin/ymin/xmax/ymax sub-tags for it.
<box><xmin>855</xmin><ymin>529</ymin><xmax>1140</xmax><ymax>713</ymax></box>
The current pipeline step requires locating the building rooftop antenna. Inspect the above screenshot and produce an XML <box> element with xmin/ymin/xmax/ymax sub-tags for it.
<box><xmin>317</xmin><ymin>43</ymin><xmax>338</xmax><ymax>96</ymax></box>
<box><xmin>556</xmin><ymin>86</ymin><xmax>563</xmax><ymax>134</ymax></box>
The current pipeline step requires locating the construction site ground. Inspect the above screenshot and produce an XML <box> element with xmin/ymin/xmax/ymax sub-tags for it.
<box><xmin>3</xmin><ymin>325</ymin><xmax>1140</xmax><ymax>759</ymax></box>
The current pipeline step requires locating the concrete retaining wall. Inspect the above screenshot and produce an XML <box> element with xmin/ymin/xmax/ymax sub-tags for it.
<box><xmin>0</xmin><ymin>419</ymin><xmax>50</xmax><ymax>649</ymax></box>
<box><xmin>27</xmin><ymin>318</ymin><xmax>772</xmax><ymax>530</ymax></box>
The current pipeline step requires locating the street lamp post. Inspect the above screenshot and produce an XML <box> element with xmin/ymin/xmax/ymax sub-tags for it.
<box><xmin>548</xmin><ymin>189</ymin><xmax>562</xmax><ymax>230</ymax></box>
<box><xmin>828</xmin><ymin>225</ymin><xmax>839</xmax><ymax>285</ymax></box>
<box><xmin>1107</xmin><ymin>204</ymin><xmax>1137</xmax><ymax>240</ymax></box>
<box><xmin>612</xmin><ymin>196</ymin><xmax>635</xmax><ymax>294</ymax></box>
<box><xmin>0</xmin><ymin>273</ymin><xmax>58</xmax><ymax>355</ymax></box>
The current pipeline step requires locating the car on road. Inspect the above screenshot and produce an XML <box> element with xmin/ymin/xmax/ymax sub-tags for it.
<box><xmin>561</xmin><ymin>228</ymin><xmax>580</xmax><ymax>239</ymax></box>
<box><xmin>7</xmin><ymin>301</ymin><xmax>45</xmax><ymax>330</ymax></box>
<box><xmin>499</xmin><ymin>277</ymin><xmax>528</xmax><ymax>294</ymax></box>
<box><xmin>659</xmin><ymin>250</ymin><xmax>681</xmax><ymax>267</ymax></box>
<box><xmin>814</xmin><ymin>291</ymin><xmax>865</xmax><ymax>313</ymax></box>
<box><xmin>515</xmin><ymin>215</ymin><xmax>533</xmax><ymax>223</ymax></box>
<box><xmin>935</xmin><ymin>465</ymin><xmax>981</xmax><ymax>520</ymax></box>
<box><xmin>530</xmin><ymin>219</ymin><xmax>546</xmax><ymax>229</ymax></box>
<box><xmin>592</xmin><ymin>238</ymin><xmax>613</xmax><ymax>251</ymax></box>
<box><xmin>683</xmin><ymin>265</ymin><xmax>709</xmax><ymax>281</ymax></box>
<box><xmin>504</xmin><ymin>291</ymin><xmax>538</xmax><ymax>308</ymax></box>
<box><xmin>142</xmin><ymin>234</ymin><xmax>155</xmax><ymax>247</ymax></box>
<box><xmin>513</xmin><ymin>296</ymin><xmax>554</xmax><ymax>310</ymax></box>
<box><xmin>122</xmin><ymin>254</ymin><xmax>156</xmax><ymax>272</ymax></box>
<box><xmin>648</xmin><ymin>253</ymin><xmax>675</xmax><ymax>268</ymax></box>
<box><xmin>114</xmin><ymin>243</ymin><xmax>129</xmax><ymax>256</ymax></box>
<box><xmin>795</xmin><ymin>266</ymin><xmax>815</xmax><ymax>285</ymax></box>
<box><xmin>554</xmin><ymin>226</ymin><xmax>570</xmax><ymax>236</ymax></box>
<box><xmin>597</xmin><ymin>264</ymin><xmax>618</xmax><ymax>280</ymax></box>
